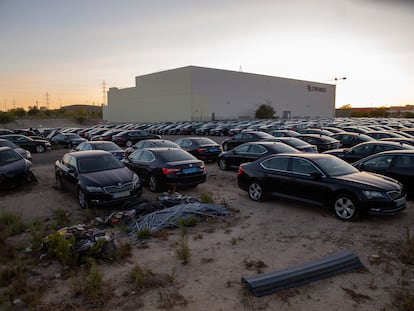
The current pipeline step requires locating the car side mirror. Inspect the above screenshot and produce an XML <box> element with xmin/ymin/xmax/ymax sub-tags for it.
<box><xmin>310</xmin><ymin>172</ymin><xmax>322</xmax><ymax>179</ymax></box>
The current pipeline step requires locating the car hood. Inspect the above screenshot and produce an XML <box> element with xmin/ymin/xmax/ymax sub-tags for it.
<box><xmin>79</xmin><ymin>167</ymin><xmax>133</xmax><ymax>187</ymax></box>
<box><xmin>335</xmin><ymin>171</ymin><xmax>401</xmax><ymax>191</ymax></box>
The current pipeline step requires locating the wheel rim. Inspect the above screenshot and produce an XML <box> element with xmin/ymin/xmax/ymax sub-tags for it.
<box><xmin>223</xmin><ymin>144</ymin><xmax>228</xmax><ymax>151</ymax></box>
<box><xmin>249</xmin><ymin>183</ymin><xmax>262</xmax><ymax>201</ymax></box>
<box><xmin>78</xmin><ymin>190</ymin><xmax>87</xmax><ymax>208</ymax></box>
<box><xmin>218</xmin><ymin>159</ymin><xmax>226</xmax><ymax>170</ymax></box>
<box><xmin>149</xmin><ymin>176</ymin><xmax>157</xmax><ymax>192</ymax></box>
<box><xmin>126</xmin><ymin>140</ymin><xmax>132</xmax><ymax>147</ymax></box>
<box><xmin>36</xmin><ymin>145</ymin><xmax>44</xmax><ymax>153</ymax></box>
<box><xmin>334</xmin><ymin>197</ymin><xmax>355</xmax><ymax>220</ymax></box>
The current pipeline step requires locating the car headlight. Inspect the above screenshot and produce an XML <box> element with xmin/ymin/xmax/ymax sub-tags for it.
<box><xmin>362</xmin><ymin>190</ymin><xmax>387</xmax><ymax>199</ymax></box>
<box><xmin>26</xmin><ymin>151</ymin><xmax>32</xmax><ymax>158</ymax></box>
<box><xmin>132</xmin><ymin>174</ymin><xmax>140</xmax><ymax>188</ymax></box>
<box><xmin>86</xmin><ymin>186</ymin><xmax>104</xmax><ymax>193</ymax></box>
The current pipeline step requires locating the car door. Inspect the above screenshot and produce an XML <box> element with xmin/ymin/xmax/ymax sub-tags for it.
<box><xmin>388</xmin><ymin>155</ymin><xmax>414</xmax><ymax>193</ymax></box>
<box><xmin>59</xmin><ymin>154</ymin><xmax>79</xmax><ymax>192</ymax></box>
<box><xmin>226</xmin><ymin>144</ymin><xmax>252</xmax><ymax>168</ymax></box>
<box><xmin>259</xmin><ymin>156</ymin><xmax>293</xmax><ymax>197</ymax></box>
<box><xmin>288</xmin><ymin>158</ymin><xmax>331</xmax><ymax>206</ymax></box>
<box><xmin>344</xmin><ymin>143</ymin><xmax>374</xmax><ymax>162</ymax></box>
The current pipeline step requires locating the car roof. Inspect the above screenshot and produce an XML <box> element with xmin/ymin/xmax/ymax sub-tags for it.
<box><xmin>68</xmin><ymin>150</ymin><xmax>112</xmax><ymax>158</ymax></box>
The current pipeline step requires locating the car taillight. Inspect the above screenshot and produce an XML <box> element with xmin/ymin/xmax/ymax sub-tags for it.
<box><xmin>238</xmin><ymin>167</ymin><xmax>243</xmax><ymax>175</ymax></box>
<box><xmin>196</xmin><ymin>147</ymin><xmax>206</xmax><ymax>153</ymax></box>
<box><xmin>162</xmin><ymin>167</ymin><xmax>180</xmax><ymax>175</ymax></box>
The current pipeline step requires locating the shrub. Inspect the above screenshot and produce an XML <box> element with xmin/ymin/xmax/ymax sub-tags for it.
<box><xmin>176</xmin><ymin>229</ymin><xmax>191</xmax><ymax>265</ymax></box>
<box><xmin>0</xmin><ymin>211</ymin><xmax>24</xmax><ymax>236</ymax></box>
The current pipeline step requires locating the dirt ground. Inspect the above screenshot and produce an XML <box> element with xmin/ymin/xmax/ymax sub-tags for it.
<box><xmin>1</xmin><ymin>136</ymin><xmax>414</xmax><ymax>311</ymax></box>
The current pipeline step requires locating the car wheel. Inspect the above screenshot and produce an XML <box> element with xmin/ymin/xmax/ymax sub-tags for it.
<box><xmin>26</xmin><ymin>171</ymin><xmax>37</xmax><ymax>183</ymax></box>
<box><xmin>35</xmin><ymin>145</ymin><xmax>45</xmax><ymax>153</ymax></box>
<box><xmin>148</xmin><ymin>175</ymin><xmax>160</xmax><ymax>192</ymax></box>
<box><xmin>333</xmin><ymin>193</ymin><xmax>359</xmax><ymax>221</ymax></box>
<box><xmin>223</xmin><ymin>143</ymin><xmax>229</xmax><ymax>151</ymax></box>
<box><xmin>218</xmin><ymin>158</ymin><xmax>227</xmax><ymax>170</ymax></box>
<box><xmin>126</xmin><ymin>140</ymin><xmax>133</xmax><ymax>147</ymax></box>
<box><xmin>55</xmin><ymin>173</ymin><xmax>63</xmax><ymax>190</ymax></box>
<box><xmin>78</xmin><ymin>188</ymin><xmax>89</xmax><ymax>209</ymax></box>
<box><xmin>248</xmin><ymin>181</ymin><xmax>265</xmax><ymax>201</ymax></box>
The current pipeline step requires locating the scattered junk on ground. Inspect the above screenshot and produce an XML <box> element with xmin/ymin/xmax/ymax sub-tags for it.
<box><xmin>241</xmin><ymin>250</ymin><xmax>363</xmax><ymax>297</ymax></box>
<box><xmin>42</xmin><ymin>192</ymin><xmax>228</xmax><ymax>261</ymax></box>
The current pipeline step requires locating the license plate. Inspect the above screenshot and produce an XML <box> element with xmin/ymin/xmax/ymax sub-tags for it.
<box><xmin>112</xmin><ymin>190</ymin><xmax>130</xmax><ymax>199</ymax></box>
<box><xmin>209</xmin><ymin>147</ymin><xmax>219</xmax><ymax>152</ymax></box>
<box><xmin>395</xmin><ymin>197</ymin><xmax>406</xmax><ymax>206</ymax></box>
<box><xmin>182</xmin><ymin>167</ymin><xmax>198</xmax><ymax>174</ymax></box>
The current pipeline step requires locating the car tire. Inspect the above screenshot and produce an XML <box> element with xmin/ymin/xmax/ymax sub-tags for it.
<box><xmin>223</xmin><ymin>143</ymin><xmax>229</xmax><ymax>151</ymax></box>
<box><xmin>333</xmin><ymin>193</ymin><xmax>359</xmax><ymax>221</ymax></box>
<box><xmin>35</xmin><ymin>145</ymin><xmax>45</xmax><ymax>153</ymax></box>
<box><xmin>218</xmin><ymin>158</ymin><xmax>227</xmax><ymax>170</ymax></box>
<box><xmin>148</xmin><ymin>175</ymin><xmax>160</xmax><ymax>192</ymax></box>
<box><xmin>248</xmin><ymin>180</ymin><xmax>265</xmax><ymax>201</ymax></box>
<box><xmin>26</xmin><ymin>171</ymin><xmax>37</xmax><ymax>183</ymax></box>
<box><xmin>55</xmin><ymin>173</ymin><xmax>63</xmax><ymax>190</ymax></box>
<box><xmin>78</xmin><ymin>188</ymin><xmax>89</xmax><ymax>209</ymax></box>
<box><xmin>126</xmin><ymin>140</ymin><xmax>133</xmax><ymax>147</ymax></box>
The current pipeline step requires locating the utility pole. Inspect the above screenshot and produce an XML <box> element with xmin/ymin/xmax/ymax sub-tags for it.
<box><xmin>45</xmin><ymin>92</ymin><xmax>50</xmax><ymax>109</ymax></box>
<box><xmin>102</xmin><ymin>80</ymin><xmax>107</xmax><ymax>105</ymax></box>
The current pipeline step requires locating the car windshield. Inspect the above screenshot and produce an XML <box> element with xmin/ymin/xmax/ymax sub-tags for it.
<box><xmin>312</xmin><ymin>156</ymin><xmax>359</xmax><ymax>177</ymax></box>
<box><xmin>94</xmin><ymin>143</ymin><xmax>121</xmax><ymax>151</ymax></box>
<box><xmin>0</xmin><ymin>149</ymin><xmax>22</xmax><ymax>165</ymax></box>
<box><xmin>282</xmin><ymin>138</ymin><xmax>306</xmax><ymax>147</ymax></box>
<box><xmin>78</xmin><ymin>154</ymin><xmax>124</xmax><ymax>173</ymax></box>
<box><xmin>193</xmin><ymin>138</ymin><xmax>216</xmax><ymax>145</ymax></box>
<box><xmin>158</xmin><ymin>149</ymin><xmax>195</xmax><ymax>162</ymax></box>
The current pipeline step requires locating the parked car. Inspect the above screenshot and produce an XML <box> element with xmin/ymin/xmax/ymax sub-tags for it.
<box><xmin>0</xmin><ymin>128</ymin><xmax>14</xmax><ymax>135</ymax></box>
<box><xmin>1</xmin><ymin>134</ymin><xmax>51</xmax><ymax>153</ymax></box>
<box><xmin>175</xmin><ymin>137</ymin><xmax>222</xmax><ymax>161</ymax></box>
<box><xmin>380</xmin><ymin>137</ymin><xmax>414</xmax><ymax>146</ymax></box>
<box><xmin>268</xmin><ymin>130</ymin><xmax>300</xmax><ymax>137</ymax></box>
<box><xmin>123</xmin><ymin>148</ymin><xmax>206</xmax><ymax>192</ymax></box>
<box><xmin>55</xmin><ymin>150</ymin><xmax>142</xmax><ymax>208</ymax></box>
<box><xmin>0</xmin><ymin>147</ymin><xmax>35</xmax><ymax>189</ymax></box>
<box><xmin>330</xmin><ymin>132</ymin><xmax>374</xmax><ymax>148</ymax></box>
<box><xmin>90</xmin><ymin>129</ymin><xmax>124</xmax><ymax>141</ymax></box>
<box><xmin>72</xmin><ymin>141</ymin><xmax>126</xmax><ymax>160</ymax></box>
<box><xmin>218</xmin><ymin>141</ymin><xmax>298</xmax><ymax>171</ymax></box>
<box><xmin>112</xmin><ymin>130</ymin><xmax>161</xmax><ymax>147</ymax></box>
<box><xmin>324</xmin><ymin>141</ymin><xmax>414</xmax><ymax>163</ymax></box>
<box><xmin>195</xmin><ymin>123</ymin><xmax>217</xmax><ymax>135</ymax></box>
<box><xmin>365</xmin><ymin>131</ymin><xmax>405</xmax><ymax>140</ymax></box>
<box><xmin>263</xmin><ymin>137</ymin><xmax>318</xmax><ymax>153</ymax></box>
<box><xmin>237</xmin><ymin>153</ymin><xmax>406</xmax><ymax>221</ymax></box>
<box><xmin>353</xmin><ymin>150</ymin><xmax>414</xmax><ymax>197</ymax></box>
<box><xmin>222</xmin><ymin>131</ymin><xmax>275</xmax><ymax>151</ymax></box>
<box><xmin>296</xmin><ymin>134</ymin><xmax>341</xmax><ymax>152</ymax></box>
<box><xmin>0</xmin><ymin>138</ymin><xmax>32</xmax><ymax>160</ymax></box>
<box><xmin>124</xmin><ymin>139</ymin><xmax>179</xmax><ymax>158</ymax></box>
<box><xmin>51</xmin><ymin>133</ymin><xmax>86</xmax><ymax>148</ymax></box>
<box><xmin>210</xmin><ymin>125</ymin><xmax>231</xmax><ymax>136</ymax></box>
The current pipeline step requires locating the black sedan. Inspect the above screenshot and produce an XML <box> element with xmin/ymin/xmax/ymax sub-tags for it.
<box><xmin>112</xmin><ymin>130</ymin><xmax>161</xmax><ymax>147</ymax></box>
<box><xmin>330</xmin><ymin>133</ymin><xmax>374</xmax><ymax>148</ymax></box>
<box><xmin>0</xmin><ymin>138</ymin><xmax>32</xmax><ymax>160</ymax></box>
<box><xmin>324</xmin><ymin>141</ymin><xmax>414</xmax><ymax>163</ymax></box>
<box><xmin>296</xmin><ymin>134</ymin><xmax>341</xmax><ymax>152</ymax></box>
<box><xmin>72</xmin><ymin>141</ymin><xmax>126</xmax><ymax>160</ymax></box>
<box><xmin>0</xmin><ymin>147</ymin><xmax>35</xmax><ymax>189</ymax></box>
<box><xmin>175</xmin><ymin>137</ymin><xmax>222</xmax><ymax>161</ymax></box>
<box><xmin>237</xmin><ymin>153</ymin><xmax>406</xmax><ymax>221</ymax></box>
<box><xmin>222</xmin><ymin>131</ymin><xmax>275</xmax><ymax>151</ymax></box>
<box><xmin>123</xmin><ymin>148</ymin><xmax>206</xmax><ymax>192</ymax></box>
<box><xmin>55</xmin><ymin>150</ymin><xmax>142</xmax><ymax>208</ymax></box>
<box><xmin>218</xmin><ymin>141</ymin><xmax>298</xmax><ymax>170</ymax></box>
<box><xmin>50</xmin><ymin>133</ymin><xmax>86</xmax><ymax>148</ymax></box>
<box><xmin>353</xmin><ymin>150</ymin><xmax>414</xmax><ymax>197</ymax></box>
<box><xmin>263</xmin><ymin>137</ymin><xmax>318</xmax><ymax>153</ymax></box>
<box><xmin>1</xmin><ymin>134</ymin><xmax>51</xmax><ymax>153</ymax></box>
<box><xmin>124</xmin><ymin>139</ymin><xmax>179</xmax><ymax>157</ymax></box>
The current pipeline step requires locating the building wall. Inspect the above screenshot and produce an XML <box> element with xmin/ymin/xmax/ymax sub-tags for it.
<box><xmin>103</xmin><ymin>66</ymin><xmax>335</xmax><ymax>123</ymax></box>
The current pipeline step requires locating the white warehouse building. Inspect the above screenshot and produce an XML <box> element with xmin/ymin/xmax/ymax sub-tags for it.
<box><xmin>103</xmin><ymin>66</ymin><xmax>335</xmax><ymax>123</ymax></box>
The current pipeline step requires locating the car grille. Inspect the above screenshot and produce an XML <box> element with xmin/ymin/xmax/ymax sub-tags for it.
<box><xmin>104</xmin><ymin>182</ymin><xmax>133</xmax><ymax>194</ymax></box>
<box><xmin>387</xmin><ymin>190</ymin><xmax>404</xmax><ymax>200</ymax></box>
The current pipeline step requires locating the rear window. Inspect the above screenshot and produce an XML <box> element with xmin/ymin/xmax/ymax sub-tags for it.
<box><xmin>158</xmin><ymin>149</ymin><xmax>195</xmax><ymax>162</ymax></box>
<box><xmin>78</xmin><ymin>155</ymin><xmax>124</xmax><ymax>173</ymax></box>
<box><xmin>193</xmin><ymin>138</ymin><xmax>216</xmax><ymax>145</ymax></box>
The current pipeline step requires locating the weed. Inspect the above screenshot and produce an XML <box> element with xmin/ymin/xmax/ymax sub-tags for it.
<box><xmin>129</xmin><ymin>263</ymin><xmax>175</xmax><ymax>290</ymax></box>
<box><xmin>199</xmin><ymin>191</ymin><xmax>214</xmax><ymax>203</ymax></box>
<box><xmin>45</xmin><ymin>231</ymin><xmax>78</xmax><ymax>266</ymax></box>
<box><xmin>0</xmin><ymin>210</ymin><xmax>24</xmax><ymax>236</ymax></box>
<box><xmin>51</xmin><ymin>208</ymin><xmax>70</xmax><ymax>228</ymax></box>
<box><xmin>176</xmin><ymin>228</ymin><xmax>191</xmax><ymax>265</ymax></box>
<box><xmin>220</xmin><ymin>197</ymin><xmax>229</xmax><ymax>208</ymax></box>
<box><xmin>157</xmin><ymin>288</ymin><xmax>187</xmax><ymax>309</ymax></box>
<box><xmin>244</xmin><ymin>259</ymin><xmax>267</xmax><ymax>273</ymax></box>
<box><xmin>399</xmin><ymin>225</ymin><xmax>414</xmax><ymax>265</ymax></box>
<box><xmin>71</xmin><ymin>261</ymin><xmax>105</xmax><ymax>299</ymax></box>
<box><xmin>177</xmin><ymin>216</ymin><xmax>198</xmax><ymax>227</ymax></box>
<box><xmin>28</xmin><ymin>219</ymin><xmax>46</xmax><ymax>250</ymax></box>
<box><xmin>136</xmin><ymin>227</ymin><xmax>151</xmax><ymax>240</ymax></box>
<box><xmin>342</xmin><ymin>287</ymin><xmax>371</xmax><ymax>303</ymax></box>
<box><xmin>193</xmin><ymin>233</ymin><xmax>203</xmax><ymax>240</ymax></box>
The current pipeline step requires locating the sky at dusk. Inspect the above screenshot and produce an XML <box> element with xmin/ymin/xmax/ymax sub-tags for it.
<box><xmin>0</xmin><ymin>0</ymin><xmax>413</xmax><ymax>111</ymax></box>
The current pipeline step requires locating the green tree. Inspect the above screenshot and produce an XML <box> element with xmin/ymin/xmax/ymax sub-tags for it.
<box><xmin>9</xmin><ymin>108</ymin><xmax>26</xmax><ymax>118</ymax></box>
<box><xmin>0</xmin><ymin>111</ymin><xmax>14</xmax><ymax>124</ymax></box>
<box><xmin>27</xmin><ymin>106</ymin><xmax>40</xmax><ymax>116</ymax></box>
<box><xmin>255</xmin><ymin>100</ymin><xmax>275</xmax><ymax>119</ymax></box>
